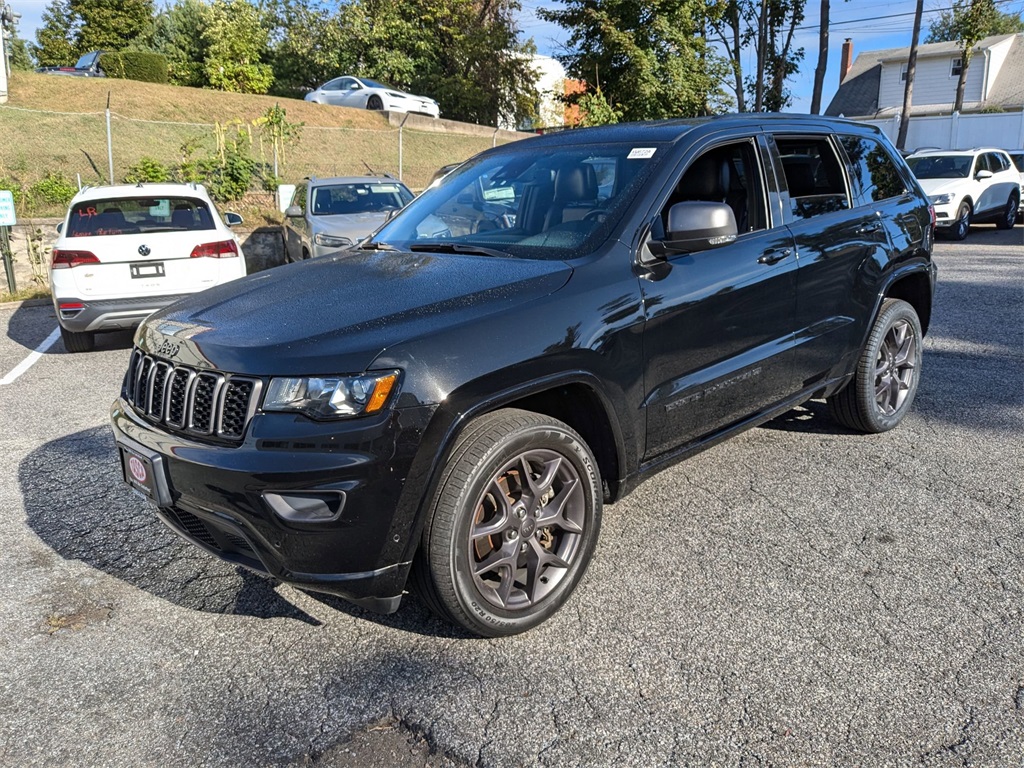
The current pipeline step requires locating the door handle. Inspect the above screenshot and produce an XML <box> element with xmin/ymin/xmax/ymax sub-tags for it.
<box><xmin>859</xmin><ymin>223</ymin><xmax>881</xmax><ymax>234</ymax></box>
<box><xmin>757</xmin><ymin>248</ymin><xmax>791</xmax><ymax>265</ymax></box>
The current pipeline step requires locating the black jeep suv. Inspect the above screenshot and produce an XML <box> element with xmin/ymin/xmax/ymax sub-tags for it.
<box><xmin>112</xmin><ymin>115</ymin><xmax>936</xmax><ymax>636</ymax></box>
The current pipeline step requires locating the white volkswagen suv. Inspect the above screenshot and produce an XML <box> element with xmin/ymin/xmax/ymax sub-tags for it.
<box><xmin>905</xmin><ymin>148</ymin><xmax>1020</xmax><ymax>240</ymax></box>
<box><xmin>50</xmin><ymin>183</ymin><xmax>248</xmax><ymax>352</ymax></box>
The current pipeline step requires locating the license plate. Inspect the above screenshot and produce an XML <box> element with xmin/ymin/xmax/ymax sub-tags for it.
<box><xmin>130</xmin><ymin>262</ymin><xmax>165</xmax><ymax>279</ymax></box>
<box><xmin>120</xmin><ymin>446</ymin><xmax>157</xmax><ymax>498</ymax></box>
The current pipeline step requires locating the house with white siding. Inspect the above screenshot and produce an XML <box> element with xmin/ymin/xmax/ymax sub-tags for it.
<box><xmin>826</xmin><ymin>33</ymin><xmax>1024</xmax><ymax>118</ymax></box>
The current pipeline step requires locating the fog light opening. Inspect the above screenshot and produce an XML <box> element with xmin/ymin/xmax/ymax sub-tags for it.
<box><xmin>263</xmin><ymin>491</ymin><xmax>346</xmax><ymax>522</ymax></box>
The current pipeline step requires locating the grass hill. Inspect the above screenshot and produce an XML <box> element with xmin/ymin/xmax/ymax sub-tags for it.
<box><xmin>0</xmin><ymin>72</ymin><xmax>523</xmax><ymax>216</ymax></box>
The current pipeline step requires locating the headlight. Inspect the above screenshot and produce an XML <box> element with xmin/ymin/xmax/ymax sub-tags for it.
<box><xmin>314</xmin><ymin>233</ymin><xmax>352</xmax><ymax>248</ymax></box>
<box><xmin>263</xmin><ymin>371</ymin><xmax>400</xmax><ymax>419</ymax></box>
<box><xmin>929</xmin><ymin>193</ymin><xmax>955</xmax><ymax>205</ymax></box>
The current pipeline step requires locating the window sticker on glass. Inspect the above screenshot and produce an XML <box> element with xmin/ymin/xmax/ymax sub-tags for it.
<box><xmin>148</xmin><ymin>199</ymin><xmax>171</xmax><ymax>217</ymax></box>
<box><xmin>628</xmin><ymin>148</ymin><xmax>657</xmax><ymax>160</ymax></box>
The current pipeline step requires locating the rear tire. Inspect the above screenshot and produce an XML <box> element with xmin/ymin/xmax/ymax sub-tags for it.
<box><xmin>996</xmin><ymin>193</ymin><xmax>1018</xmax><ymax>230</ymax></box>
<box><xmin>828</xmin><ymin>299</ymin><xmax>922</xmax><ymax>433</ymax></box>
<box><xmin>413</xmin><ymin>409</ymin><xmax>602</xmax><ymax>637</ymax></box>
<box><xmin>60</xmin><ymin>326</ymin><xmax>95</xmax><ymax>353</ymax></box>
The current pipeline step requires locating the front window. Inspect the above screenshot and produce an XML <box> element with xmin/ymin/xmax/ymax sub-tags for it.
<box><xmin>368</xmin><ymin>142</ymin><xmax>665</xmax><ymax>260</ymax></box>
<box><xmin>66</xmin><ymin>197</ymin><xmax>215</xmax><ymax>237</ymax></box>
<box><xmin>906</xmin><ymin>155</ymin><xmax>972</xmax><ymax>179</ymax></box>
<box><xmin>310</xmin><ymin>183</ymin><xmax>413</xmax><ymax>215</ymax></box>
<box><xmin>74</xmin><ymin>51</ymin><xmax>99</xmax><ymax>69</ymax></box>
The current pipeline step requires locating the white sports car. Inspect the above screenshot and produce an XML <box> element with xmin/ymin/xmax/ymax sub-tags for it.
<box><xmin>304</xmin><ymin>76</ymin><xmax>441</xmax><ymax>119</ymax></box>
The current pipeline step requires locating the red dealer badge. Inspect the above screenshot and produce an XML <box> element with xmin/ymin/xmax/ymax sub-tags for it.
<box><xmin>128</xmin><ymin>456</ymin><xmax>148</xmax><ymax>484</ymax></box>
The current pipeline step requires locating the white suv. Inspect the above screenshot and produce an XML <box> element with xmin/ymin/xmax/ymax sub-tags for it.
<box><xmin>50</xmin><ymin>183</ymin><xmax>248</xmax><ymax>352</ymax></box>
<box><xmin>905</xmin><ymin>148</ymin><xmax>1019</xmax><ymax>240</ymax></box>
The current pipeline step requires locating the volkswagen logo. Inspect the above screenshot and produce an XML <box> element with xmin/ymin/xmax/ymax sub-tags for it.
<box><xmin>138</xmin><ymin>244</ymin><xmax>151</xmax><ymax>256</ymax></box>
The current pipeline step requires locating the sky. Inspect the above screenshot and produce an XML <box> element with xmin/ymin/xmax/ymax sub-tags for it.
<box><xmin>7</xmin><ymin>0</ymin><xmax>1024</xmax><ymax>114</ymax></box>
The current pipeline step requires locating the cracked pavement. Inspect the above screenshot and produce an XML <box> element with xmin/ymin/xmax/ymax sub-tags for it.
<box><xmin>0</xmin><ymin>226</ymin><xmax>1021</xmax><ymax>766</ymax></box>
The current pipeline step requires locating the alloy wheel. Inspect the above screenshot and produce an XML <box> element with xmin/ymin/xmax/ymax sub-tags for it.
<box><xmin>874</xmin><ymin>319</ymin><xmax>918</xmax><ymax>416</ymax></box>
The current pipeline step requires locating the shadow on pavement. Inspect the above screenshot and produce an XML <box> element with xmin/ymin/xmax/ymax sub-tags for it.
<box><xmin>20</xmin><ymin>426</ymin><xmax>466</xmax><ymax>636</ymax></box>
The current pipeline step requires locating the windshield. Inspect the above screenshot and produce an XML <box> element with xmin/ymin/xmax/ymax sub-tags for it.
<box><xmin>906</xmin><ymin>155</ymin><xmax>972</xmax><ymax>179</ymax></box>
<box><xmin>370</xmin><ymin>142</ymin><xmax>665</xmax><ymax>260</ymax></box>
<box><xmin>74</xmin><ymin>51</ymin><xmax>98</xmax><ymax>69</ymax></box>
<box><xmin>67</xmin><ymin>197</ymin><xmax>215</xmax><ymax>237</ymax></box>
<box><xmin>311</xmin><ymin>183</ymin><xmax>412</xmax><ymax>215</ymax></box>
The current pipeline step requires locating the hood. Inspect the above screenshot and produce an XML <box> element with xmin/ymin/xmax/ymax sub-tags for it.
<box><xmin>914</xmin><ymin>177</ymin><xmax>968</xmax><ymax>197</ymax></box>
<box><xmin>136</xmin><ymin>249</ymin><xmax>572</xmax><ymax>375</ymax></box>
<box><xmin>313</xmin><ymin>212</ymin><xmax>388</xmax><ymax>241</ymax></box>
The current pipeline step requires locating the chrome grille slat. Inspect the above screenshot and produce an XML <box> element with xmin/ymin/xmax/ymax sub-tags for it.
<box><xmin>125</xmin><ymin>349</ymin><xmax>259</xmax><ymax>443</ymax></box>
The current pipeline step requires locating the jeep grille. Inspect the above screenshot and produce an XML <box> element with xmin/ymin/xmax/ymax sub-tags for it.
<box><xmin>124</xmin><ymin>348</ymin><xmax>261</xmax><ymax>442</ymax></box>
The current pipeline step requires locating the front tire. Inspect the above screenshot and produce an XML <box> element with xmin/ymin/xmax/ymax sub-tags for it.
<box><xmin>367</xmin><ymin>95</ymin><xmax>383</xmax><ymax>111</ymax></box>
<box><xmin>414</xmin><ymin>409</ymin><xmax>602</xmax><ymax>637</ymax></box>
<box><xmin>996</xmin><ymin>193</ymin><xmax>1018</xmax><ymax>230</ymax></box>
<box><xmin>828</xmin><ymin>299</ymin><xmax>923</xmax><ymax>433</ymax></box>
<box><xmin>60</xmin><ymin>326</ymin><xmax>95</xmax><ymax>353</ymax></box>
<box><xmin>949</xmin><ymin>202</ymin><xmax>971</xmax><ymax>240</ymax></box>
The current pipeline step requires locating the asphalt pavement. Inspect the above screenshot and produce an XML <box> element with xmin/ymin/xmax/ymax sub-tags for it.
<box><xmin>0</xmin><ymin>225</ymin><xmax>1021</xmax><ymax>767</ymax></box>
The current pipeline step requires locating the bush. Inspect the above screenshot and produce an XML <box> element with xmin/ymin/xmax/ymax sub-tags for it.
<box><xmin>99</xmin><ymin>51</ymin><xmax>169</xmax><ymax>84</ymax></box>
<box><xmin>0</xmin><ymin>177</ymin><xmax>26</xmax><ymax>208</ymax></box>
<box><xmin>29</xmin><ymin>172</ymin><xmax>77</xmax><ymax>207</ymax></box>
<box><xmin>124</xmin><ymin>157</ymin><xmax>171</xmax><ymax>184</ymax></box>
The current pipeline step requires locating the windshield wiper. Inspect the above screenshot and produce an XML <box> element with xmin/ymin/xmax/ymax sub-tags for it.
<box><xmin>408</xmin><ymin>242</ymin><xmax>509</xmax><ymax>258</ymax></box>
<box><xmin>358</xmin><ymin>240</ymin><xmax>397</xmax><ymax>251</ymax></box>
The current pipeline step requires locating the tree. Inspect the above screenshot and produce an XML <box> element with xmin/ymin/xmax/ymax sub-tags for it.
<box><xmin>153</xmin><ymin>0</ymin><xmax>211</xmax><ymax>87</ymax></box>
<box><xmin>202</xmin><ymin>0</ymin><xmax>274</xmax><ymax>94</ymax></box>
<box><xmin>267</xmin><ymin>0</ymin><xmax>350</xmax><ymax>97</ymax></box>
<box><xmin>896</xmin><ymin>0</ymin><xmax>924</xmax><ymax>150</ymax></box>
<box><xmin>944</xmin><ymin>0</ymin><xmax>1000</xmax><ymax>112</ymax></box>
<box><xmin>71</xmin><ymin>0</ymin><xmax>155</xmax><ymax>51</ymax></box>
<box><xmin>925</xmin><ymin>3</ymin><xmax>1024</xmax><ymax>42</ymax></box>
<box><xmin>33</xmin><ymin>0</ymin><xmax>78</xmax><ymax>66</ymax></box>
<box><xmin>540</xmin><ymin>0</ymin><xmax>724</xmax><ymax>121</ymax></box>
<box><xmin>6</xmin><ymin>30</ymin><xmax>36</xmax><ymax>71</ymax></box>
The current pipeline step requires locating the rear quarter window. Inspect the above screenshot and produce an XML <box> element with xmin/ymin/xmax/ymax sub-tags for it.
<box><xmin>67</xmin><ymin>197</ymin><xmax>215</xmax><ymax>237</ymax></box>
<box><xmin>839</xmin><ymin>136</ymin><xmax>908</xmax><ymax>204</ymax></box>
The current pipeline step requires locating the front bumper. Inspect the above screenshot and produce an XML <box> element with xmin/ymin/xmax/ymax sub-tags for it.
<box><xmin>111</xmin><ymin>397</ymin><xmax>437</xmax><ymax>613</ymax></box>
<box><xmin>56</xmin><ymin>294</ymin><xmax>190</xmax><ymax>333</ymax></box>
<box><xmin>931</xmin><ymin>202</ymin><xmax>959</xmax><ymax>228</ymax></box>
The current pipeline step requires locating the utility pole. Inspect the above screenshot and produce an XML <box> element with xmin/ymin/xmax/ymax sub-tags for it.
<box><xmin>0</xmin><ymin>4</ymin><xmax>10</xmax><ymax>105</ymax></box>
<box><xmin>897</xmin><ymin>0</ymin><xmax>925</xmax><ymax>150</ymax></box>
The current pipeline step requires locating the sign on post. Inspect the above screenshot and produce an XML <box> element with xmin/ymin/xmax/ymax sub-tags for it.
<box><xmin>1</xmin><ymin>189</ymin><xmax>17</xmax><ymax>294</ymax></box>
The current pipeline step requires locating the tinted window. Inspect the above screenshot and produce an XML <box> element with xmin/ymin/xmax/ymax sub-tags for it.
<box><xmin>310</xmin><ymin>183</ymin><xmax>413</xmax><ymax>215</ymax></box>
<box><xmin>292</xmin><ymin>183</ymin><xmax>308</xmax><ymax>213</ymax></box>
<box><xmin>67</xmin><ymin>197</ymin><xmax>214</xmax><ymax>237</ymax></box>
<box><xmin>658</xmin><ymin>139</ymin><xmax>767</xmax><ymax>236</ymax></box>
<box><xmin>987</xmin><ymin>153</ymin><xmax>1009</xmax><ymax>172</ymax></box>
<box><xmin>1010</xmin><ymin>154</ymin><xmax>1024</xmax><ymax>172</ymax></box>
<box><xmin>776</xmin><ymin>136</ymin><xmax>849</xmax><ymax>219</ymax></box>
<box><xmin>840</xmin><ymin>135</ymin><xmax>907</xmax><ymax>203</ymax></box>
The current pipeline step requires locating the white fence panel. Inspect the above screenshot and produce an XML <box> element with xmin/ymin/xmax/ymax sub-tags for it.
<box><xmin>856</xmin><ymin>111</ymin><xmax>1024</xmax><ymax>151</ymax></box>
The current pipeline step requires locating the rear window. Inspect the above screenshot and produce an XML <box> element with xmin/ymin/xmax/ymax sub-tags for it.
<box><xmin>67</xmin><ymin>197</ymin><xmax>215</xmax><ymax>237</ymax></box>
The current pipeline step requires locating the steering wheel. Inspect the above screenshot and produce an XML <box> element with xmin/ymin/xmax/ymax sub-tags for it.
<box><xmin>583</xmin><ymin>209</ymin><xmax>609</xmax><ymax>223</ymax></box>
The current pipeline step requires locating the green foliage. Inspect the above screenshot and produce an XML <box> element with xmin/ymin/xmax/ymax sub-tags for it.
<box><xmin>7</xmin><ymin>32</ymin><xmax>36</xmax><ymax>71</ymax></box>
<box><xmin>576</xmin><ymin>89</ymin><xmax>622</xmax><ymax>126</ymax></box>
<box><xmin>33</xmin><ymin>0</ymin><xmax>78</xmax><ymax>67</ymax></box>
<box><xmin>153</xmin><ymin>0</ymin><xmax>211</xmax><ymax>88</ymax></box>
<box><xmin>71</xmin><ymin>0</ymin><xmax>155</xmax><ymax>51</ymax></box>
<box><xmin>29</xmin><ymin>172</ymin><xmax>77</xmax><ymax>207</ymax></box>
<box><xmin>0</xmin><ymin>177</ymin><xmax>26</xmax><ymax>209</ymax></box>
<box><xmin>540</xmin><ymin>0</ymin><xmax>723</xmax><ymax>121</ymax></box>
<box><xmin>99</xmin><ymin>51</ymin><xmax>169</xmax><ymax>83</ymax></box>
<box><xmin>267</xmin><ymin>0</ymin><xmax>349</xmax><ymax>96</ymax></box>
<box><xmin>252</xmin><ymin>104</ymin><xmax>303</xmax><ymax>175</ymax></box>
<box><xmin>925</xmin><ymin>2</ymin><xmax>1024</xmax><ymax>42</ymax></box>
<box><xmin>124</xmin><ymin>157</ymin><xmax>172</xmax><ymax>184</ymax></box>
<box><xmin>203</xmin><ymin>0</ymin><xmax>274</xmax><ymax>94</ymax></box>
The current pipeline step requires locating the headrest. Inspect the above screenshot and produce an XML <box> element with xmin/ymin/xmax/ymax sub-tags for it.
<box><xmin>553</xmin><ymin>164</ymin><xmax>598</xmax><ymax>202</ymax></box>
<box><xmin>680</xmin><ymin>154</ymin><xmax>730</xmax><ymax>200</ymax></box>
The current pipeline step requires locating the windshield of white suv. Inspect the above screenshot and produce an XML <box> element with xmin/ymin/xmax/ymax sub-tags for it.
<box><xmin>906</xmin><ymin>155</ymin><xmax>972</xmax><ymax>179</ymax></box>
<box><xmin>67</xmin><ymin>197</ymin><xmax>215</xmax><ymax>237</ymax></box>
<box><xmin>368</xmin><ymin>142</ymin><xmax>665</xmax><ymax>260</ymax></box>
<box><xmin>311</xmin><ymin>183</ymin><xmax>413</xmax><ymax>215</ymax></box>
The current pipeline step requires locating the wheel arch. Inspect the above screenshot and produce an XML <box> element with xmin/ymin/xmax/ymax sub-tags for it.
<box><xmin>884</xmin><ymin>269</ymin><xmax>934</xmax><ymax>335</ymax></box>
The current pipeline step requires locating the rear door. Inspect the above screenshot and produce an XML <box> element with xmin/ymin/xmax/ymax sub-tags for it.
<box><xmin>63</xmin><ymin>196</ymin><xmax>240</xmax><ymax>299</ymax></box>
<box><xmin>640</xmin><ymin>133</ymin><xmax>799</xmax><ymax>459</ymax></box>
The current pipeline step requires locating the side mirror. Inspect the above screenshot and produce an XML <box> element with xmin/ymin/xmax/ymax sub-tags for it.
<box><xmin>661</xmin><ymin>201</ymin><xmax>737</xmax><ymax>254</ymax></box>
<box><xmin>285</xmin><ymin>205</ymin><xmax>303</xmax><ymax>218</ymax></box>
<box><xmin>975</xmin><ymin>169</ymin><xmax>993</xmax><ymax>180</ymax></box>
<box><xmin>224</xmin><ymin>212</ymin><xmax>244</xmax><ymax>226</ymax></box>
<box><xmin>56</xmin><ymin>222</ymin><xmax>64</xmax><ymax>234</ymax></box>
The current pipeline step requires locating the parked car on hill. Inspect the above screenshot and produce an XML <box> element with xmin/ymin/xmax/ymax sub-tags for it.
<box><xmin>282</xmin><ymin>176</ymin><xmax>414</xmax><ymax>261</ymax></box>
<box><xmin>50</xmin><ymin>183</ymin><xmax>246</xmax><ymax>352</ymax></box>
<box><xmin>112</xmin><ymin>115</ymin><xmax>936</xmax><ymax>636</ymax></box>
<box><xmin>905</xmin><ymin>148</ymin><xmax>1019</xmax><ymax>239</ymax></box>
<box><xmin>304</xmin><ymin>76</ymin><xmax>441</xmax><ymax>118</ymax></box>
<box><xmin>36</xmin><ymin>50</ymin><xmax>106</xmax><ymax>77</ymax></box>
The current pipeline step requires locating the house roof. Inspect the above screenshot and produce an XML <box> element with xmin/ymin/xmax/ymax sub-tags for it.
<box><xmin>825</xmin><ymin>32</ymin><xmax>1024</xmax><ymax>118</ymax></box>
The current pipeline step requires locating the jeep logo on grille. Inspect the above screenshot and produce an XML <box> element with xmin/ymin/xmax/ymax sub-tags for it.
<box><xmin>155</xmin><ymin>340</ymin><xmax>180</xmax><ymax>358</ymax></box>
<box><xmin>138</xmin><ymin>244</ymin><xmax>151</xmax><ymax>256</ymax></box>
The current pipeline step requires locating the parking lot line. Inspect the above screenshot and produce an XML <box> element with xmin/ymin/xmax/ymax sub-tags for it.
<box><xmin>0</xmin><ymin>327</ymin><xmax>62</xmax><ymax>386</ymax></box>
